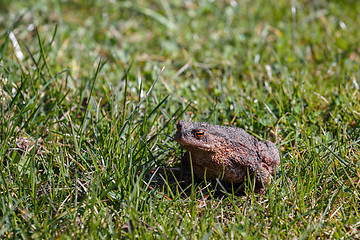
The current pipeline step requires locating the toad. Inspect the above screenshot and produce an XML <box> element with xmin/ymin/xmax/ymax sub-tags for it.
<box><xmin>174</xmin><ymin>120</ymin><xmax>280</xmax><ymax>192</ymax></box>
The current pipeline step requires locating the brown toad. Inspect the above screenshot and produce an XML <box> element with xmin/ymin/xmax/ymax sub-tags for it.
<box><xmin>174</xmin><ymin>120</ymin><xmax>280</xmax><ymax>192</ymax></box>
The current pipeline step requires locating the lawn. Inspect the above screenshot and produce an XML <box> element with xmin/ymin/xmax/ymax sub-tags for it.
<box><xmin>0</xmin><ymin>0</ymin><xmax>359</xmax><ymax>238</ymax></box>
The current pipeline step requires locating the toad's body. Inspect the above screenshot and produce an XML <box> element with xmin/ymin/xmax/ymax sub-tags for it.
<box><xmin>174</xmin><ymin>120</ymin><xmax>280</xmax><ymax>191</ymax></box>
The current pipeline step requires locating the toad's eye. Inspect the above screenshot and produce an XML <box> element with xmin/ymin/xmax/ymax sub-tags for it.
<box><xmin>195</xmin><ymin>130</ymin><xmax>205</xmax><ymax>138</ymax></box>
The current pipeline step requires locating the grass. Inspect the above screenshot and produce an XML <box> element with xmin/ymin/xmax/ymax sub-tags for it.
<box><xmin>0</xmin><ymin>0</ymin><xmax>359</xmax><ymax>238</ymax></box>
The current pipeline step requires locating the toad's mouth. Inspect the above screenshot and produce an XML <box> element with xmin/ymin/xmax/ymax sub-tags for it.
<box><xmin>174</xmin><ymin>136</ymin><xmax>214</xmax><ymax>152</ymax></box>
